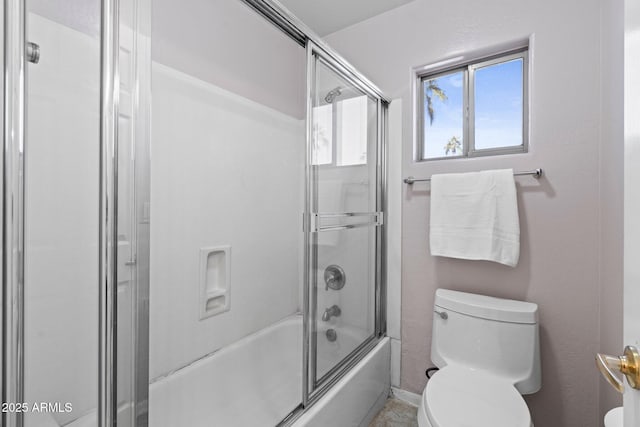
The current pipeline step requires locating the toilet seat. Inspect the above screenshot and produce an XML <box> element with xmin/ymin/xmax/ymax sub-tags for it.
<box><xmin>423</xmin><ymin>366</ymin><xmax>531</xmax><ymax>427</ymax></box>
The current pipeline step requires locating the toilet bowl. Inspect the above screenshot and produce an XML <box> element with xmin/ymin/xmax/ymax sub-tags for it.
<box><xmin>417</xmin><ymin>289</ymin><xmax>541</xmax><ymax>427</ymax></box>
<box><xmin>604</xmin><ymin>407</ymin><xmax>623</xmax><ymax>427</ymax></box>
<box><xmin>417</xmin><ymin>366</ymin><xmax>532</xmax><ymax>427</ymax></box>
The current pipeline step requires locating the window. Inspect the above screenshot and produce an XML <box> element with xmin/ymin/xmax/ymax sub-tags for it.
<box><xmin>417</xmin><ymin>47</ymin><xmax>528</xmax><ymax>160</ymax></box>
<box><xmin>312</xmin><ymin>94</ymin><xmax>371</xmax><ymax>166</ymax></box>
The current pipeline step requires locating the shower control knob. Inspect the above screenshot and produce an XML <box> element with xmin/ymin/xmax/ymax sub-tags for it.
<box><xmin>324</xmin><ymin>265</ymin><xmax>346</xmax><ymax>291</ymax></box>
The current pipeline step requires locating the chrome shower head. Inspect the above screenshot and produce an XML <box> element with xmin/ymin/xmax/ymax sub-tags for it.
<box><xmin>324</xmin><ymin>87</ymin><xmax>342</xmax><ymax>103</ymax></box>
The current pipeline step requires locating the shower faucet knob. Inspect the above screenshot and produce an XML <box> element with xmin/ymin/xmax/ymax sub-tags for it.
<box><xmin>324</xmin><ymin>265</ymin><xmax>346</xmax><ymax>291</ymax></box>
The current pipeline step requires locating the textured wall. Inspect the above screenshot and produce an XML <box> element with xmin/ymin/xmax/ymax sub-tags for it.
<box><xmin>623</xmin><ymin>0</ymin><xmax>640</xmax><ymax>421</ymax></box>
<box><xmin>325</xmin><ymin>0</ymin><xmax>623</xmax><ymax>425</ymax></box>
<box><xmin>598</xmin><ymin>0</ymin><xmax>624</xmax><ymax>419</ymax></box>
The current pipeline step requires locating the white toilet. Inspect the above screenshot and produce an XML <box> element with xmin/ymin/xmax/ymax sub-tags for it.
<box><xmin>417</xmin><ymin>289</ymin><xmax>541</xmax><ymax>427</ymax></box>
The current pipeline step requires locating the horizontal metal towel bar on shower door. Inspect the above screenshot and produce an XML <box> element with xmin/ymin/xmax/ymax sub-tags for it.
<box><xmin>305</xmin><ymin>212</ymin><xmax>384</xmax><ymax>232</ymax></box>
<box><xmin>403</xmin><ymin>168</ymin><xmax>543</xmax><ymax>184</ymax></box>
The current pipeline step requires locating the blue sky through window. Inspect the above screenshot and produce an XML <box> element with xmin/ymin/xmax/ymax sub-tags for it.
<box><xmin>423</xmin><ymin>71</ymin><xmax>464</xmax><ymax>158</ymax></box>
<box><xmin>475</xmin><ymin>59</ymin><xmax>523</xmax><ymax>150</ymax></box>
<box><xmin>422</xmin><ymin>58</ymin><xmax>523</xmax><ymax>158</ymax></box>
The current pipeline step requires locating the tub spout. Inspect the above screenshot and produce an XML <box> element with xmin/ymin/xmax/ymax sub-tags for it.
<box><xmin>322</xmin><ymin>305</ymin><xmax>341</xmax><ymax>322</ymax></box>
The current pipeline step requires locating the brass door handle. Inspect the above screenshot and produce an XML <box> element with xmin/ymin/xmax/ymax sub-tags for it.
<box><xmin>596</xmin><ymin>345</ymin><xmax>640</xmax><ymax>393</ymax></box>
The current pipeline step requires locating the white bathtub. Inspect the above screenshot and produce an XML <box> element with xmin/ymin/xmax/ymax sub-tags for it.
<box><xmin>295</xmin><ymin>335</ymin><xmax>390</xmax><ymax>427</ymax></box>
<box><xmin>149</xmin><ymin>315</ymin><xmax>390</xmax><ymax>426</ymax></box>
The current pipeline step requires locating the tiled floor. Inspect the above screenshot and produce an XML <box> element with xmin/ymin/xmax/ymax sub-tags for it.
<box><xmin>369</xmin><ymin>398</ymin><xmax>419</xmax><ymax>427</ymax></box>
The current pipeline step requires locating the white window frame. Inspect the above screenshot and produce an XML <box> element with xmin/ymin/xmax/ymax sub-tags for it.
<box><xmin>415</xmin><ymin>46</ymin><xmax>529</xmax><ymax>161</ymax></box>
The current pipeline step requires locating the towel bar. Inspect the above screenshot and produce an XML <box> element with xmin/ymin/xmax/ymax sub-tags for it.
<box><xmin>403</xmin><ymin>168</ymin><xmax>543</xmax><ymax>185</ymax></box>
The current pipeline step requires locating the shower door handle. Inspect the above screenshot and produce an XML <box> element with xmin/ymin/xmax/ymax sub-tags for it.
<box><xmin>307</xmin><ymin>212</ymin><xmax>384</xmax><ymax>233</ymax></box>
<box><xmin>27</xmin><ymin>41</ymin><xmax>40</xmax><ymax>63</ymax></box>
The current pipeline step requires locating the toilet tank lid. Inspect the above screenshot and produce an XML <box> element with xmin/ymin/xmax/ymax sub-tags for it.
<box><xmin>435</xmin><ymin>289</ymin><xmax>538</xmax><ymax>324</ymax></box>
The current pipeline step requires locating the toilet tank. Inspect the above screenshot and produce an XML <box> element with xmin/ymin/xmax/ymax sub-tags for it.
<box><xmin>431</xmin><ymin>289</ymin><xmax>541</xmax><ymax>394</ymax></box>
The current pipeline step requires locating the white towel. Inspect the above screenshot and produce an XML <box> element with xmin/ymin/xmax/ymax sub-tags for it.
<box><xmin>429</xmin><ymin>169</ymin><xmax>520</xmax><ymax>267</ymax></box>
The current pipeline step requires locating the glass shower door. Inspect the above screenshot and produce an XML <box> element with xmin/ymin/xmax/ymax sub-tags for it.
<box><xmin>23</xmin><ymin>2</ymin><xmax>101</xmax><ymax>426</ymax></box>
<box><xmin>305</xmin><ymin>42</ymin><xmax>385</xmax><ymax>398</ymax></box>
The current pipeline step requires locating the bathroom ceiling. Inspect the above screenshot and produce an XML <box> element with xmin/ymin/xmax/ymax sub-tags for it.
<box><xmin>277</xmin><ymin>0</ymin><xmax>417</xmax><ymax>36</ymax></box>
<box><xmin>29</xmin><ymin>0</ymin><xmax>417</xmax><ymax>39</ymax></box>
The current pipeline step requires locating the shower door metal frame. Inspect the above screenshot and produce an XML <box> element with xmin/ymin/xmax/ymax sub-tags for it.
<box><xmin>99</xmin><ymin>0</ymin><xmax>120</xmax><ymax>425</ymax></box>
<box><xmin>2</xmin><ymin>0</ymin><xmax>27</xmax><ymax>425</ymax></box>
<box><xmin>303</xmin><ymin>40</ymin><xmax>388</xmax><ymax>409</ymax></box>
<box><xmin>99</xmin><ymin>0</ymin><xmax>152</xmax><ymax>423</ymax></box>
<box><xmin>241</xmin><ymin>0</ymin><xmax>389</xmax><ymax>103</ymax></box>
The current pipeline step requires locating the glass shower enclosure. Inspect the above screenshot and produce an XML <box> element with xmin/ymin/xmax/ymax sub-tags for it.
<box><xmin>304</xmin><ymin>41</ymin><xmax>386</xmax><ymax>405</ymax></box>
<box><xmin>1</xmin><ymin>1</ymin><xmax>388</xmax><ymax>426</ymax></box>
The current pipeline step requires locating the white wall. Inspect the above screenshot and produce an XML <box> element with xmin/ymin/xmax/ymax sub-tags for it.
<box><xmin>325</xmin><ymin>1</ymin><xmax>618</xmax><ymax>426</ymax></box>
<box><xmin>152</xmin><ymin>0</ymin><xmax>305</xmax><ymax>119</ymax></box>
<box><xmin>149</xmin><ymin>63</ymin><xmax>304</xmax><ymax>379</ymax></box>
<box><xmin>29</xmin><ymin>0</ymin><xmax>100</xmax><ymax>38</ymax></box>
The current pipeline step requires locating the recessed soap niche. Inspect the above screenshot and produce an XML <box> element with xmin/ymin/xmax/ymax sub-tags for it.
<box><xmin>199</xmin><ymin>245</ymin><xmax>231</xmax><ymax>320</ymax></box>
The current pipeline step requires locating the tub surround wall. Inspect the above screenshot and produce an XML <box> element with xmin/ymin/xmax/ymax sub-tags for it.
<box><xmin>150</xmin><ymin>0</ymin><xmax>308</xmax><ymax>381</ymax></box>
<box><xmin>152</xmin><ymin>0</ymin><xmax>305</xmax><ymax>119</ymax></box>
<box><xmin>150</xmin><ymin>62</ymin><xmax>304</xmax><ymax>379</ymax></box>
<box><xmin>29</xmin><ymin>0</ymin><xmax>100</xmax><ymax>37</ymax></box>
<box><xmin>325</xmin><ymin>0</ymin><xmax>623</xmax><ymax>425</ymax></box>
